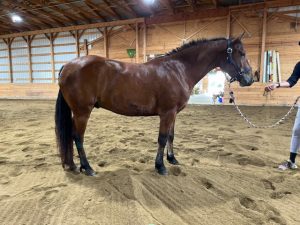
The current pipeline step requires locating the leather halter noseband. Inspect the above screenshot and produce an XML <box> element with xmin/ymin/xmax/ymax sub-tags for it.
<box><xmin>226</xmin><ymin>39</ymin><xmax>245</xmax><ymax>83</ymax></box>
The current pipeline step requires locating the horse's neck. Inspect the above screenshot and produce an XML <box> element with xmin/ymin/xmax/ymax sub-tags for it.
<box><xmin>180</xmin><ymin>42</ymin><xmax>225</xmax><ymax>89</ymax></box>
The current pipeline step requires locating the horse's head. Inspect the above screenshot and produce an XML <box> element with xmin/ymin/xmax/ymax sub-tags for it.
<box><xmin>220</xmin><ymin>36</ymin><xmax>254</xmax><ymax>87</ymax></box>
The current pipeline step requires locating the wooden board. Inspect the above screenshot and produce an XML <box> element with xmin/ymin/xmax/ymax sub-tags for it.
<box><xmin>0</xmin><ymin>84</ymin><xmax>58</xmax><ymax>99</ymax></box>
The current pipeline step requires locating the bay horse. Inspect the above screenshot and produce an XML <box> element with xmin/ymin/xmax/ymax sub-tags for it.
<box><xmin>55</xmin><ymin>36</ymin><xmax>254</xmax><ymax>176</ymax></box>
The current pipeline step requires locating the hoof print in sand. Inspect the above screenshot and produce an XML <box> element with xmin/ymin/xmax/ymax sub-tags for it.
<box><xmin>98</xmin><ymin>161</ymin><xmax>108</xmax><ymax>167</ymax></box>
<box><xmin>234</xmin><ymin>196</ymin><xmax>287</xmax><ymax>225</ymax></box>
<box><xmin>270</xmin><ymin>191</ymin><xmax>292</xmax><ymax>199</ymax></box>
<box><xmin>236</xmin><ymin>155</ymin><xmax>266</xmax><ymax>167</ymax></box>
<box><xmin>169</xmin><ymin>166</ymin><xmax>185</xmax><ymax>176</ymax></box>
<box><xmin>262</xmin><ymin>179</ymin><xmax>276</xmax><ymax>190</ymax></box>
<box><xmin>240</xmin><ymin>144</ymin><xmax>259</xmax><ymax>151</ymax></box>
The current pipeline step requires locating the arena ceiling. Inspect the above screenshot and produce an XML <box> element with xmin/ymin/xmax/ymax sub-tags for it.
<box><xmin>0</xmin><ymin>0</ymin><xmax>299</xmax><ymax>35</ymax></box>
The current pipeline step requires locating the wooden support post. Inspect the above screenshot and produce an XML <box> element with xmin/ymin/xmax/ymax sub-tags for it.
<box><xmin>3</xmin><ymin>38</ymin><xmax>14</xmax><ymax>83</ymax></box>
<box><xmin>260</xmin><ymin>8</ymin><xmax>267</xmax><ymax>82</ymax></box>
<box><xmin>28</xmin><ymin>37</ymin><xmax>33</xmax><ymax>83</ymax></box>
<box><xmin>84</xmin><ymin>39</ymin><xmax>89</xmax><ymax>56</ymax></box>
<box><xmin>135</xmin><ymin>22</ymin><xmax>139</xmax><ymax>63</ymax></box>
<box><xmin>23</xmin><ymin>35</ymin><xmax>35</xmax><ymax>83</ymax></box>
<box><xmin>75</xmin><ymin>30</ymin><xmax>80</xmax><ymax>58</ymax></box>
<box><xmin>103</xmin><ymin>27</ymin><xmax>108</xmax><ymax>58</ymax></box>
<box><xmin>226</xmin><ymin>11</ymin><xmax>231</xmax><ymax>38</ymax></box>
<box><xmin>143</xmin><ymin>23</ymin><xmax>147</xmax><ymax>62</ymax></box>
<box><xmin>70</xmin><ymin>30</ymin><xmax>84</xmax><ymax>58</ymax></box>
<box><xmin>45</xmin><ymin>33</ymin><xmax>58</xmax><ymax>83</ymax></box>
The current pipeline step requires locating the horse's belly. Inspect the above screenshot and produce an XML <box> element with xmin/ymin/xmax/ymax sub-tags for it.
<box><xmin>99</xmin><ymin>93</ymin><xmax>157</xmax><ymax>116</ymax></box>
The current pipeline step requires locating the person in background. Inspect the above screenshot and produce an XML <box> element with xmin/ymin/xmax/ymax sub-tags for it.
<box><xmin>265</xmin><ymin>62</ymin><xmax>300</xmax><ymax>170</ymax></box>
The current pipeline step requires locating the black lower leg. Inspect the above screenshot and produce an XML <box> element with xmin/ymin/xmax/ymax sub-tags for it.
<box><xmin>155</xmin><ymin>133</ymin><xmax>168</xmax><ymax>175</ymax></box>
<box><xmin>290</xmin><ymin>152</ymin><xmax>297</xmax><ymax>163</ymax></box>
<box><xmin>166</xmin><ymin>133</ymin><xmax>179</xmax><ymax>165</ymax></box>
<box><xmin>74</xmin><ymin>136</ymin><xmax>95</xmax><ymax>176</ymax></box>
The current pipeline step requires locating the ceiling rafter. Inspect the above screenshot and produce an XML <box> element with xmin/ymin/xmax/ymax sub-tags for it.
<box><xmin>103</xmin><ymin>0</ymin><xmax>124</xmax><ymax>19</ymax></box>
<box><xmin>2</xmin><ymin>3</ymin><xmax>55</xmax><ymax>29</ymax></box>
<box><xmin>57</xmin><ymin>0</ymin><xmax>95</xmax><ymax>23</ymax></box>
<box><xmin>45</xmin><ymin>3</ymin><xmax>90</xmax><ymax>24</ymax></box>
<box><xmin>130</xmin><ymin>0</ymin><xmax>154</xmax><ymax>15</ymax></box>
<box><xmin>83</xmin><ymin>1</ymin><xmax>107</xmax><ymax>21</ymax></box>
<box><xmin>158</xmin><ymin>0</ymin><xmax>175</xmax><ymax>14</ymax></box>
<box><xmin>8</xmin><ymin>1</ymin><xmax>67</xmax><ymax>27</ymax></box>
<box><xmin>85</xmin><ymin>0</ymin><xmax>120</xmax><ymax>20</ymax></box>
<box><xmin>24</xmin><ymin>0</ymin><xmax>81</xmax><ymax>25</ymax></box>
<box><xmin>107</xmin><ymin>0</ymin><xmax>138</xmax><ymax>17</ymax></box>
<box><xmin>1</xmin><ymin>4</ymin><xmax>49</xmax><ymax>29</ymax></box>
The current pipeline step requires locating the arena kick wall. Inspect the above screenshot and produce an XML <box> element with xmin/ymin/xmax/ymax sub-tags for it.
<box><xmin>1</xmin><ymin>10</ymin><xmax>300</xmax><ymax>105</ymax></box>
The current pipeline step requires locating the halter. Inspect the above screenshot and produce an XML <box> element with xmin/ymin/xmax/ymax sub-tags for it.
<box><xmin>226</xmin><ymin>39</ymin><xmax>245</xmax><ymax>83</ymax></box>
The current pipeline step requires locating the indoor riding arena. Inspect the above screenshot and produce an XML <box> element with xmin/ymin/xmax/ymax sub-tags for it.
<box><xmin>1</xmin><ymin>1</ymin><xmax>300</xmax><ymax>225</ymax></box>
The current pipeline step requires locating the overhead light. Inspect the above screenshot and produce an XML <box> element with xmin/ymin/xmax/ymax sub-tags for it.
<box><xmin>11</xmin><ymin>15</ymin><xmax>22</xmax><ymax>23</ymax></box>
<box><xmin>143</xmin><ymin>0</ymin><xmax>155</xmax><ymax>5</ymax></box>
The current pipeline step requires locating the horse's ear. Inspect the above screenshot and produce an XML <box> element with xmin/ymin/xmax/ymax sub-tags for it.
<box><xmin>238</xmin><ymin>32</ymin><xmax>246</xmax><ymax>40</ymax></box>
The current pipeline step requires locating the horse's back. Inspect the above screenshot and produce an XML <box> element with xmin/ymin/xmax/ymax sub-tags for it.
<box><xmin>58</xmin><ymin>55</ymin><xmax>106</xmax><ymax>86</ymax></box>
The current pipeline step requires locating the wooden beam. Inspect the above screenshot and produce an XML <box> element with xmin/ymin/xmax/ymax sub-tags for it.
<box><xmin>103</xmin><ymin>0</ymin><xmax>124</xmax><ymax>19</ymax></box>
<box><xmin>87</xmin><ymin>0</ymin><xmax>120</xmax><ymax>19</ymax></box>
<box><xmin>84</xmin><ymin>2</ymin><xmax>107</xmax><ymax>21</ymax></box>
<box><xmin>48</xmin><ymin>5</ymin><xmax>88</xmax><ymax>24</ymax></box>
<box><xmin>260</xmin><ymin>8</ymin><xmax>267</xmax><ymax>82</ymax></box>
<box><xmin>84</xmin><ymin>39</ymin><xmax>89</xmax><ymax>56</ymax></box>
<box><xmin>3</xmin><ymin>38</ymin><xmax>14</xmax><ymax>83</ymax></box>
<box><xmin>135</xmin><ymin>23</ymin><xmax>139</xmax><ymax>63</ymax></box>
<box><xmin>274</xmin><ymin>9</ymin><xmax>300</xmax><ymax>15</ymax></box>
<box><xmin>146</xmin><ymin>7</ymin><xmax>228</xmax><ymax>24</ymax></box>
<box><xmin>6</xmin><ymin>1</ymin><xmax>65</xmax><ymax>27</ymax></box>
<box><xmin>0</xmin><ymin>4</ymin><xmax>43</xmax><ymax>30</ymax></box>
<box><xmin>226</xmin><ymin>11</ymin><xmax>231</xmax><ymax>38</ymax></box>
<box><xmin>103</xmin><ymin>27</ymin><xmax>108</xmax><ymax>58</ymax></box>
<box><xmin>231</xmin><ymin>14</ymin><xmax>252</xmax><ymax>37</ymax></box>
<box><xmin>70</xmin><ymin>30</ymin><xmax>85</xmax><ymax>58</ymax></box>
<box><xmin>274</xmin><ymin>14</ymin><xmax>299</xmax><ymax>23</ymax></box>
<box><xmin>158</xmin><ymin>0</ymin><xmax>174</xmax><ymax>14</ymax></box>
<box><xmin>22</xmin><ymin>35</ymin><xmax>35</xmax><ymax>83</ymax></box>
<box><xmin>230</xmin><ymin>0</ymin><xmax>300</xmax><ymax>11</ymax></box>
<box><xmin>45</xmin><ymin>33</ymin><xmax>58</xmax><ymax>83</ymax></box>
<box><xmin>0</xmin><ymin>18</ymin><xmax>144</xmax><ymax>39</ymax></box>
<box><xmin>58</xmin><ymin>0</ymin><xmax>93</xmax><ymax>23</ymax></box>
<box><xmin>31</xmin><ymin>6</ymin><xmax>68</xmax><ymax>27</ymax></box>
<box><xmin>185</xmin><ymin>19</ymin><xmax>218</xmax><ymax>40</ymax></box>
<box><xmin>143</xmin><ymin>23</ymin><xmax>147</xmax><ymax>62</ymax></box>
<box><xmin>114</xmin><ymin>0</ymin><xmax>138</xmax><ymax>17</ymax></box>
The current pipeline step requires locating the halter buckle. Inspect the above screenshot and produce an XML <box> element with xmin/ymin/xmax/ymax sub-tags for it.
<box><xmin>227</xmin><ymin>48</ymin><xmax>233</xmax><ymax>54</ymax></box>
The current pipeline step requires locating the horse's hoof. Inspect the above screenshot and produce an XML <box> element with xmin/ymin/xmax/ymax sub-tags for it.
<box><xmin>65</xmin><ymin>164</ymin><xmax>80</xmax><ymax>174</ymax></box>
<box><xmin>167</xmin><ymin>155</ymin><xmax>179</xmax><ymax>165</ymax></box>
<box><xmin>155</xmin><ymin>165</ymin><xmax>168</xmax><ymax>175</ymax></box>
<box><xmin>80</xmin><ymin>166</ymin><xmax>96</xmax><ymax>176</ymax></box>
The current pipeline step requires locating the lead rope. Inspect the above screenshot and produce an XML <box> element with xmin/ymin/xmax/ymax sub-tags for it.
<box><xmin>228</xmin><ymin>83</ymin><xmax>300</xmax><ymax>129</ymax></box>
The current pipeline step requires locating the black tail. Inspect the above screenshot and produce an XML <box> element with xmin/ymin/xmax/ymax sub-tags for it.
<box><xmin>55</xmin><ymin>89</ymin><xmax>73</xmax><ymax>168</ymax></box>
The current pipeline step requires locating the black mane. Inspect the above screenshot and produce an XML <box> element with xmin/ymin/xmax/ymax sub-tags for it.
<box><xmin>165</xmin><ymin>37</ymin><xmax>227</xmax><ymax>56</ymax></box>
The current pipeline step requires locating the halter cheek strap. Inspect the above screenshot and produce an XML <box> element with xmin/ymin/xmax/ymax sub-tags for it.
<box><xmin>226</xmin><ymin>39</ymin><xmax>245</xmax><ymax>83</ymax></box>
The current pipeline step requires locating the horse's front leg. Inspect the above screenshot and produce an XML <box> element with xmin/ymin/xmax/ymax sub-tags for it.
<box><xmin>167</xmin><ymin>123</ymin><xmax>179</xmax><ymax>165</ymax></box>
<box><xmin>155</xmin><ymin>111</ymin><xmax>176</xmax><ymax>175</ymax></box>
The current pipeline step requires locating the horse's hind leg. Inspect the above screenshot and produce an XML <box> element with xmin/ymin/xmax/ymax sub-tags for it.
<box><xmin>73</xmin><ymin>112</ymin><xmax>96</xmax><ymax>176</ymax></box>
<box><xmin>167</xmin><ymin>123</ymin><xmax>179</xmax><ymax>165</ymax></box>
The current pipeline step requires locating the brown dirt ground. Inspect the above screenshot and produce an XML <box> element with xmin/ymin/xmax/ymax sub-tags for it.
<box><xmin>0</xmin><ymin>100</ymin><xmax>300</xmax><ymax>225</ymax></box>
